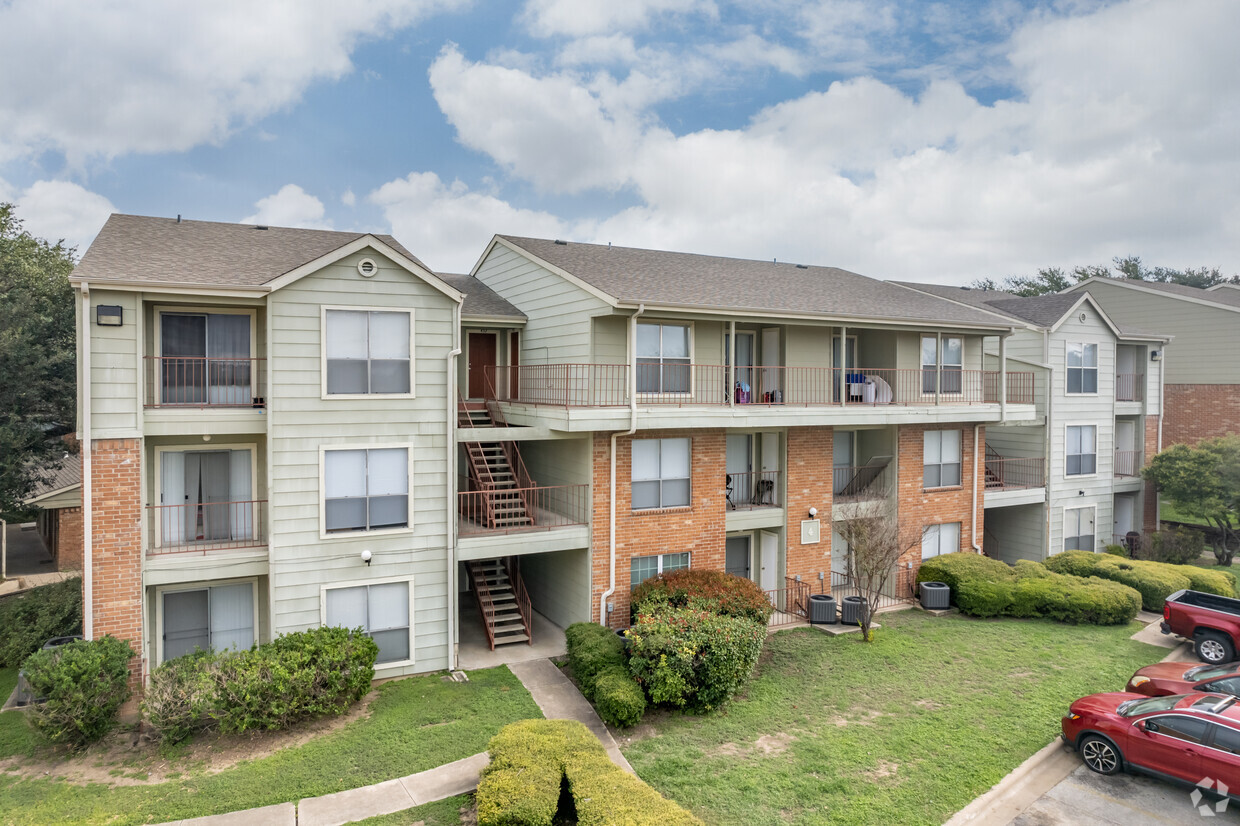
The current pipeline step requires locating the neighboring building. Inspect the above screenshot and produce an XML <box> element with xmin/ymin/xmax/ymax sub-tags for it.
<box><xmin>23</xmin><ymin>454</ymin><xmax>84</xmax><ymax>571</ymax></box>
<box><xmin>1063</xmin><ymin>278</ymin><xmax>1240</xmax><ymax>447</ymax></box>
<box><xmin>894</xmin><ymin>283</ymin><xmax>1168</xmax><ymax>562</ymax></box>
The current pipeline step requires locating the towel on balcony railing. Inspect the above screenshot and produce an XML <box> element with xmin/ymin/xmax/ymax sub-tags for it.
<box><xmin>865</xmin><ymin>374</ymin><xmax>893</xmax><ymax>404</ymax></box>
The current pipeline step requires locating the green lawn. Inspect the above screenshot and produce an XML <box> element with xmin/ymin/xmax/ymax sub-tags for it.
<box><xmin>347</xmin><ymin>794</ymin><xmax>471</xmax><ymax>825</ymax></box>
<box><xmin>1159</xmin><ymin>499</ymin><xmax>1208</xmax><ymax>527</ymax></box>
<box><xmin>0</xmin><ymin>668</ymin><xmax>40</xmax><ymax>760</ymax></box>
<box><xmin>622</xmin><ymin>611</ymin><xmax>1165</xmax><ymax>826</ymax></box>
<box><xmin>0</xmin><ymin>666</ymin><xmax>540</xmax><ymax>826</ymax></box>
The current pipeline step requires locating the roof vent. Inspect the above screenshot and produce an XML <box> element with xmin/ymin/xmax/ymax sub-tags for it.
<box><xmin>254</xmin><ymin>225</ymin><xmax>268</xmax><ymax>231</ymax></box>
<box><xmin>796</xmin><ymin>264</ymin><xmax>808</xmax><ymax>269</ymax></box>
<box><xmin>554</xmin><ymin>239</ymin><xmax>568</xmax><ymax>245</ymax></box>
<box><xmin>357</xmin><ymin>258</ymin><xmax>377</xmax><ymax>277</ymax></box>
<box><xmin>176</xmin><ymin>214</ymin><xmax>181</xmax><ymax>224</ymax></box>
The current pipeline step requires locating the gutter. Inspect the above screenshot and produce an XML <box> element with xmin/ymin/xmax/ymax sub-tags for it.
<box><xmin>445</xmin><ymin>300</ymin><xmax>463</xmax><ymax>669</ymax></box>
<box><xmin>601</xmin><ymin>303</ymin><xmax>644</xmax><ymax>626</ymax></box>
<box><xmin>1043</xmin><ymin>328</ymin><xmax>1052</xmax><ymax>560</ymax></box>
<box><xmin>80</xmin><ymin>282</ymin><xmax>93</xmax><ymax>639</ymax></box>
<box><xmin>971</xmin><ymin>424</ymin><xmax>982</xmax><ymax>554</ymax></box>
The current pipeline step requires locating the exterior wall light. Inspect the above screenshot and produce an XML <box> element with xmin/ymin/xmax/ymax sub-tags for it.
<box><xmin>361</xmin><ymin>549</ymin><xmax>372</xmax><ymax>566</ymax></box>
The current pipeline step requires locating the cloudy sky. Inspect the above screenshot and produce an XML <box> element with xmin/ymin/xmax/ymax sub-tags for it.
<box><xmin>1</xmin><ymin>0</ymin><xmax>1236</xmax><ymax>283</ymax></box>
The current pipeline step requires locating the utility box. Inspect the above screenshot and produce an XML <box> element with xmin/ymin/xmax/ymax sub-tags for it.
<box><xmin>809</xmin><ymin>594</ymin><xmax>837</xmax><ymax>625</ymax></box>
<box><xmin>920</xmin><ymin>582</ymin><xmax>950</xmax><ymax>610</ymax></box>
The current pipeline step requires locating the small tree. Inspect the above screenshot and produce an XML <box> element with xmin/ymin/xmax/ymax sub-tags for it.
<box><xmin>1143</xmin><ymin>437</ymin><xmax>1240</xmax><ymax>565</ymax></box>
<box><xmin>834</xmin><ymin>510</ymin><xmax>923</xmax><ymax>641</ymax></box>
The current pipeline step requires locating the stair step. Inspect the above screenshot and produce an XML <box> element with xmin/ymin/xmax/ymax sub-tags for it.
<box><xmin>493</xmin><ymin>634</ymin><xmax>530</xmax><ymax>646</ymax></box>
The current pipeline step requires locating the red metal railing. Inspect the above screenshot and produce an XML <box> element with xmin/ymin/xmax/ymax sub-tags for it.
<box><xmin>146</xmin><ymin>499</ymin><xmax>266</xmax><ymax>554</ymax></box>
<box><xmin>984</xmin><ymin>370</ymin><xmax>1037</xmax><ymax>405</ymax></box>
<box><xmin>145</xmin><ymin>356</ymin><xmax>266</xmax><ymax>408</ymax></box>
<box><xmin>485</xmin><ymin>364</ymin><xmax>629</xmax><ymax>407</ymax></box>
<box><xmin>506</xmin><ymin>557</ymin><xmax>533</xmax><ymax>646</ymax></box>
<box><xmin>832</xmin><ymin>463</ymin><xmax>892</xmax><ymax>501</ymax></box>
<box><xmin>765</xmin><ymin>577</ymin><xmax>812</xmax><ymax>628</ymax></box>
<box><xmin>1116</xmin><ymin>374</ymin><xmax>1145</xmax><ymax>402</ymax></box>
<box><xmin>984</xmin><ymin>454</ymin><xmax>1044</xmax><ymax>490</ymax></box>
<box><xmin>726</xmin><ymin>470</ymin><xmax>781</xmax><ymax>510</ymax></box>
<box><xmin>458</xmin><ymin>484</ymin><xmax>589</xmax><ymax>536</ymax></box>
<box><xmin>1115</xmin><ymin>450</ymin><xmax>1142</xmax><ymax>478</ymax></box>
<box><xmin>831</xmin><ymin>567</ymin><xmax>916</xmax><ymax>611</ymax></box>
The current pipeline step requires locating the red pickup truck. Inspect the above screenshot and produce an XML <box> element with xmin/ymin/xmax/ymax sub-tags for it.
<box><xmin>1163</xmin><ymin>589</ymin><xmax>1240</xmax><ymax>664</ymax></box>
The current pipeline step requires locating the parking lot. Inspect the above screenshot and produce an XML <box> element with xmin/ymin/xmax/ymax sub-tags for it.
<box><xmin>1012</xmin><ymin>763</ymin><xmax>1240</xmax><ymax>825</ymax></box>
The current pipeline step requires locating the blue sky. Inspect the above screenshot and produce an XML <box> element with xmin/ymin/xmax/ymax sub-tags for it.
<box><xmin>1</xmin><ymin>0</ymin><xmax>1237</xmax><ymax>283</ymax></box>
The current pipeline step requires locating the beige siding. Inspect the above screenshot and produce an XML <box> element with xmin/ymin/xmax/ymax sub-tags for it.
<box><xmin>522</xmin><ymin>548</ymin><xmax>591</xmax><ymax>628</ymax></box>
<box><xmin>591</xmin><ymin>316</ymin><xmax>627</xmax><ymax>364</ymax></box>
<box><xmin>88</xmin><ymin>289</ymin><xmax>141</xmax><ymax>438</ymax></box>
<box><xmin>785</xmin><ymin>326</ymin><xmax>832</xmax><ymax>368</ymax></box>
<box><xmin>986</xmin><ymin>503</ymin><xmax>1045</xmax><ymax>563</ymax></box>
<box><xmin>521</xmin><ymin>439</ymin><xmax>591</xmax><ymax>488</ymax></box>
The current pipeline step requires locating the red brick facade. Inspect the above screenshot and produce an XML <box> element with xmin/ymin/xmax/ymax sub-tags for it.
<box><xmin>89</xmin><ymin>438</ymin><xmax>144</xmax><ymax>684</ymax></box>
<box><xmin>895</xmin><ymin>424</ymin><xmax>985</xmax><ymax>574</ymax></box>
<box><xmin>55</xmin><ymin>507</ymin><xmax>84</xmax><ymax>571</ymax></box>
<box><xmin>1142</xmin><ymin>415</ymin><xmax>1160</xmax><ymax>531</ymax></box>
<box><xmin>1163</xmin><ymin>385</ymin><xmax>1240</xmax><ymax>447</ymax></box>
<box><xmin>784</xmin><ymin>427</ymin><xmax>833</xmax><ymax>583</ymax></box>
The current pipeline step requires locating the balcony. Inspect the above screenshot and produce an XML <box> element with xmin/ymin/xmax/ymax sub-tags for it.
<box><xmin>457</xmin><ymin>484</ymin><xmax>590</xmax><ymax>537</ymax></box>
<box><xmin>726</xmin><ymin>471</ymin><xmax>781</xmax><ymax>511</ymax></box>
<box><xmin>146</xmin><ymin>500</ymin><xmax>267</xmax><ymax>555</ymax></box>
<box><xmin>984</xmin><ymin>451</ymin><xmax>1044</xmax><ymax>491</ymax></box>
<box><xmin>1116</xmin><ymin>374</ymin><xmax>1144</xmax><ymax>403</ymax></box>
<box><xmin>833</xmin><ymin>459</ymin><xmax>893</xmax><ymax>502</ymax></box>
<box><xmin>1115</xmin><ymin>450</ymin><xmax>1142</xmax><ymax>478</ymax></box>
<box><xmin>144</xmin><ymin>356</ymin><xmax>267</xmax><ymax>409</ymax></box>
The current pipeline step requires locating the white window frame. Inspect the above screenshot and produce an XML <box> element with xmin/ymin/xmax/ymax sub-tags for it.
<box><xmin>320</xmin><ymin>305</ymin><xmax>416</xmax><ymax>400</ymax></box>
<box><xmin>1064</xmin><ymin>423</ymin><xmax>1098</xmax><ymax>478</ymax></box>
<box><xmin>319</xmin><ymin>443</ymin><xmax>414</xmax><ymax>540</ymax></box>
<box><xmin>154</xmin><ymin>578</ymin><xmax>260</xmax><ymax>666</ymax></box>
<box><xmin>923</xmin><ymin>429</ymin><xmax>963</xmax><ymax>489</ymax></box>
<box><xmin>151</xmin><ymin>442</ymin><xmax>260</xmax><ymax>550</ymax></box>
<box><xmin>630</xmin><ymin>552</ymin><xmax>691</xmax><ymax>590</ymax></box>
<box><xmin>635</xmin><ymin>320</ymin><xmax>694</xmax><ymax>397</ymax></box>
<box><xmin>1063</xmin><ymin>504</ymin><xmax>1098</xmax><ymax>553</ymax></box>
<box><xmin>1066</xmin><ymin>342</ymin><xmax>1099</xmax><ymax>396</ymax></box>
<box><xmin>921</xmin><ymin>334</ymin><xmax>964</xmax><ymax>396</ymax></box>
<box><xmin>320</xmin><ymin>575</ymin><xmax>415</xmax><ymax>669</ymax></box>
<box><xmin>921</xmin><ymin>522</ymin><xmax>962</xmax><ymax>560</ymax></box>
<box><xmin>631</xmin><ymin>437</ymin><xmax>692</xmax><ymax>510</ymax></box>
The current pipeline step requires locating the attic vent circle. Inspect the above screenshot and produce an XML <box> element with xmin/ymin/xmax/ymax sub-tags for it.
<box><xmin>357</xmin><ymin>258</ymin><xmax>377</xmax><ymax>277</ymax></box>
<box><xmin>1078</xmin><ymin>312</ymin><xmax>1087</xmax><ymax>323</ymax></box>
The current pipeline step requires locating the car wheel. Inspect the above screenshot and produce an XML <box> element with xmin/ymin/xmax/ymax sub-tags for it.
<box><xmin>1196</xmin><ymin>632</ymin><xmax>1235</xmax><ymax>665</ymax></box>
<box><xmin>1079</xmin><ymin>734</ymin><xmax>1123</xmax><ymax>776</ymax></box>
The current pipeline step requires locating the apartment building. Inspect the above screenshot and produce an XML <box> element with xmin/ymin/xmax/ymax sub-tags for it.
<box><xmin>895</xmin><ymin>284</ymin><xmax>1168</xmax><ymax>563</ymax></box>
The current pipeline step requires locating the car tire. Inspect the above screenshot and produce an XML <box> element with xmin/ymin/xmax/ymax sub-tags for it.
<box><xmin>1079</xmin><ymin>734</ymin><xmax>1123</xmax><ymax>776</ymax></box>
<box><xmin>1196</xmin><ymin>631</ymin><xmax>1235</xmax><ymax>665</ymax></box>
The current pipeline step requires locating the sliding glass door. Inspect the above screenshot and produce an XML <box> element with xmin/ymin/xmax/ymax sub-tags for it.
<box><xmin>160</xmin><ymin>312</ymin><xmax>252</xmax><ymax>405</ymax></box>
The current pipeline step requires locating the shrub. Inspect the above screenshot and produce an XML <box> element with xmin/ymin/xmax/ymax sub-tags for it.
<box><xmin>477</xmin><ymin>719</ymin><xmax>701</xmax><ymax>826</ymax></box>
<box><xmin>1045</xmin><ymin>551</ymin><xmax>1193</xmax><ymax>610</ymax></box>
<box><xmin>22</xmin><ymin>635</ymin><xmax>133</xmax><ymax>749</ymax></box>
<box><xmin>1104</xmin><ymin>544</ymin><xmax>1128</xmax><ymax>557</ymax></box>
<box><xmin>1182</xmin><ymin>566</ymin><xmax>1238</xmax><ymax>598</ymax></box>
<box><xmin>915</xmin><ymin>553</ymin><xmax>1014</xmax><ymax>593</ymax></box>
<box><xmin>1134</xmin><ymin>527</ymin><xmax>1207</xmax><ymax>565</ymax></box>
<box><xmin>142</xmin><ymin>652</ymin><xmax>220</xmax><ymax>743</ymax></box>
<box><xmin>593</xmin><ymin>665</ymin><xmax>646</xmax><ymax>728</ymax></box>
<box><xmin>565</xmin><ymin>622</ymin><xmax>624</xmax><ymax>699</ymax></box>
<box><xmin>631</xmin><ymin>569</ymin><xmax>774</xmax><ymax>625</ymax></box>
<box><xmin>0</xmin><ymin>577</ymin><xmax>82</xmax><ymax>667</ymax></box>
<box><xmin>627</xmin><ymin>608</ymin><xmax>764</xmax><ymax>712</ymax></box>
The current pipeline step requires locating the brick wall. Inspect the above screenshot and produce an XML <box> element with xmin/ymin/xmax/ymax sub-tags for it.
<box><xmin>785</xmin><ymin>427</ymin><xmax>833</xmax><ymax>584</ymax></box>
<box><xmin>1163</xmin><ymin>385</ymin><xmax>1240</xmax><ymax>446</ymax></box>
<box><xmin>56</xmin><ymin>507</ymin><xmax>84</xmax><ymax>571</ymax></box>
<box><xmin>590</xmin><ymin>429</ymin><xmax>726</xmax><ymax>625</ymax></box>
<box><xmin>1142</xmin><ymin>415</ymin><xmax>1160</xmax><ymax>531</ymax></box>
<box><xmin>89</xmin><ymin>438</ymin><xmax>144</xmax><ymax>686</ymax></box>
<box><xmin>896</xmin><ymin>424</ymin><xmax>985</xmax><ymax>575</ymax></box>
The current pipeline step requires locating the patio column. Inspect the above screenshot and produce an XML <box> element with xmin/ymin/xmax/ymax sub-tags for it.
<box><xmin>839</xmin><ymin>325</ymin><xmax>847</xmax><ymax>408</ymax></box>
<box><xmin>999</xmin><ymin>334</ymin><xmax>1008</xmax><ymax>419</ymax></box>
<box><xmin>729</xmin><ymin>320</ymin><xmax>736</xmax><ymax>408</ymax></box>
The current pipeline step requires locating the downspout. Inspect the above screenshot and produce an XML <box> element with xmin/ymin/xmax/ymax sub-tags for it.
<box><xmin>971</xmin><ymin>423</ymin><xmax>982</xmax><ymax>554</ymax></box>
<box><xmin>81</xmin><ymin>283</ymin><xmax>94</xmax><ymax>639</ymax></box>
<box><xmin>445</xmin><ymin>300</ymin><xmax>462</xmax><ymax>669</ymax></box>
<box><xmin>601</xmin><ymin>303</ymin><xmax>644</xmax><ymax>626</ymax></box>
<box><xmin>1043</xmin><ymin>328</ymin><xmax>1053</xmax><ymax>559</ymax></box>
<box><xmin>999</xmin><ymin>333</ymin><xmax>1008</xmax><ymax>422</ymax></box>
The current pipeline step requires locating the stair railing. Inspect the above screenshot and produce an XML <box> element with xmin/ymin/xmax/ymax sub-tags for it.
<box><xmin>505</xmin><ymin>557</ymin><xmax>534</xmax><ymax>645</ymax></box>
<box><xmin>470</xmin><ymin>562</ymin><xmax>498</xmax><ymax>651</ymax></box>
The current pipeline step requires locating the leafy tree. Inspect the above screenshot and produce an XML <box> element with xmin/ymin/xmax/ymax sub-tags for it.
<box><xmin>1143</xmin><ymin>437</ymin><xmax>1240</xmax><ymax>565</ymax></box>
<box><xmin>0</xmin><ymin>203</ymin><xmax>77</xmax><ymax>517</ymax></box>
<box><xmin>971</xmin><ymin>256</ymin><xmax>1239</xmax><ymax>296</ymax></box>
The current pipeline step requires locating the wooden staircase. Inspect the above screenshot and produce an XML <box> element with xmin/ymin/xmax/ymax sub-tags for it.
<box><xmin>459</xmin><ymin>400</ymin><xmax>534</xmax><ymax>531</ymax></box>
<box><xmin>469</xmin><ymin>558</ymin><xmax>533</xmax><ymax>649</ymax></box>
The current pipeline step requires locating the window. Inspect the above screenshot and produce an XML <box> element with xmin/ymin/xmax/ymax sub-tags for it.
<box><xmin>630</xmin><ymin>552</ymin><xmax>690</xmax><ymax>588</ymax></box>
<box><xmin>725</xmin><ymin>536</ymin><xmax>751</xmax><ymax>579</ymax></box>
<box><xmin>1064</xmin><ymin>506</ymin><xmax>1095</xmax><ymax>552</ymax></box>
<box><xmin>636</xmin><ymin>323</ymin><xmax>690</xmax><ymax>394</ymax></box>
<box><xmin>159</xmin><ymin>312</ymin><xmax>252</xmax><ymax>405</ymax></box>
<box><xmin>158</xmin><ymin>448</ymin><xmax>254</xmax><ymax>547</ymax></box>
<box><xmin>1209</xmin><ymin>725</ymin><xmax>1240</xmax><ymax>755</ymax></box>
<box><xmin>161</xmin><ymin>583</ymin><xmax>254</xmax><ymax>663</ymax></box>
<box><xmin>1066</xmin><ymin>343</ymin><xmax>1098</xmax><ymax>394</ymax></box>
<box><xmin>921</xmin><ymin>335</ymin><xmax>963</xmax><ymax>394</ymax></box>
<box><xmin>632</xmin><ymin>438</ymin><xmax>691</xmax><ymax>509</ymax></box>
<box><xmin>1066</xmin><ymin>425</ymin><xmax>1097</xmax><ymax>476</ymax></box>
<box><xmin>1144</xmin><ymin>715</ymin><xmax>1209</xmax><ymax>745</ymax></box>
<box><xmin>923</xmin><ymin>430</ymin><xmax>962</xmax><ymax>488</ymax></box>
<box><xmin>324</xmin><ymin>448</ymin><xmax>409</xmax><ymax>533</ymax></box>
<box><xmin>1201</xmin><ymin>678</ymin><xmax>1240</xmax><ymax>697</ymax></box>
<box><xmin>325</xmin><ymin>580</ymin><xmax>411</xmax><ymax>664</ymax></box>
<box><xmin>325</xmin><ymin>309</ymin><xmax>411</xmax><ymax>395</ymax></box>
<box><xmin>921</xmin><ymin>523</ymin><xmax>961</xmax><ymax>560</ymax></box>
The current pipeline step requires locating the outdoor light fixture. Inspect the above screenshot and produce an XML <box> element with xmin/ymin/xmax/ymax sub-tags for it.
<box><xmin>360</xmin><ymin>550</ymin><xmax>372</xmax><ymax>566</ymax></box>
<box><xmin>1151</xmin><ymin>350</ymin><xmax>1163</xmax><ymax>361</ymax></box>
<box><xmin>96</xmin><ymin>305</ymin><xmax>123</xmax><ymax>326</ymax></box>
<box><xmin>808</xmin><ymin>506</ymin><xmax>818</xmax><ymax>518</ymax></box>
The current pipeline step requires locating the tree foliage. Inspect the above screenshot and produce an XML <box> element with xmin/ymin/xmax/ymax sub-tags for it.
<box><xmin>0</xmin><ymin>203</ymin><xmax>77</xmax><ymax>516</ymax></box>
<box><xmin>970</xmin><ymin>256</ymin><xmax>1240</xmax><ymax>297</ymax></box>
<box><xmin>1143</xmin><ymin>437</ymin><xmax>1240</xmax><ymax>565</ymax></box>
<box><xmin>834</xmin><ymin>506</ymin><xmax>922</xmax><ymax>641</ymax></box>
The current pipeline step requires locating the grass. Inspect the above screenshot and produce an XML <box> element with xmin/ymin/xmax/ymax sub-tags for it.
<box><xmin>0</xmin><ymin>668</ymin><xmax>40</xmax><ymax>760</ymax></box>
<box><xmin>0</xmin><ymin>666</ymin><xmax>541</xmax><ymax>826</ymax></box>
<box><xmin>622</xmin><ymin>610</ymin><xmax>1166</xmax><ymax>826</ymax></box>
<box><xmin>346</xmin><ymin>794</ymin><xmax>472</xmax><ymax>824</ymax></box>
<box><xmin>1159</xmin><ymin>499</ymin><xmax>1208</xmax><ymax>527</ymax></box>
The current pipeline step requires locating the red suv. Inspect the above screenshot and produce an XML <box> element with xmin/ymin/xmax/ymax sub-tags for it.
<box><xmin>1062</xmin><ymin>691</ymin><xmax>1240</xmax><ymax>796</ymax></box>
<box><xmin>1126</xmin><ymin>662</ymin><xmax>1240</xmax><ymax>697</ymax></box>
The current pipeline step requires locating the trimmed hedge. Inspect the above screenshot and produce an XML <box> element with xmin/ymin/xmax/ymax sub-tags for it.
<box><xmin>631</xmin><ymin>569</ymin><xmax>774</xmax><ymax>625</ymax></box>
<box><xmin>476</xmin><ymin>719</ymin><xmax>702</xmax><ymax>826</ymax></box>
<box><xmin>22</xmin><ymin>635</ymin><xmax>133</xmax><ymax>749</ymax></box>
<box><xmin>143</xmin><ymin>626</ymin><xmax>378</xmax><ymax>741</ymax></box>
<box><xmin>1042</xmin><ymin>550</ymin><xmax>1234</xmax><ymax>610</ymax></box>
<box><xmin>627</xmin><ymin>608</ymin><xmax>765</xmax><ymax>712</ymax></box>
<box><xmin>564</xmin><ymin>622</ymin><xmax>645</xmax><ymax>727</ymax></box>
<box><xmin>0</xmin><ymin>577</ymin><xmax>82</xmax><ymax>667</ymax></box>
<box><xmin>1182</xmin><ymin>566</ymin><xmax>1238</xmax><ymax>598</ymax></box>
<box><xmin>917</xmin><ymin>553</ymin><xmax>1141</xmax><ymax>625</ymax></box>
<box><xmin>593</xmin><ymin>665</ymin><xmax>645</xmax><ymax>728</ymax></box>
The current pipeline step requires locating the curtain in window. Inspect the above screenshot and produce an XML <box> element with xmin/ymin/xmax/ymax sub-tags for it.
<box><xmin>660</xmin><ymin>438</ymin><xmax>691</xmax><ymax>506</ymax></box>
<box><xmin>326</xmin><ymin>310</ymin><xmax>370</xmax><ymax>394</ymax></box>
<box><xmin>366</xmin><ymin>448</ymin><xmax>409</xmax><ymax>529</ymax></box>
<box><xmin>209</xmin><ymin>583</ymin><xmax>254</xmax><ymax>652</ymax></box>
<box><xmin>325</xmin><ymin>450</ymin><xmax>368</xmax><ymax>532</ymax></box>
<box><xmin>941</xmin><ymin>337</ymin><xmax>963</xmax><ymax>394</ymax></box>
<box><xmin>631</xmin><ymin>439</ymin><xmax>661</xmax><ymax>509</ymax></box>
<box><xmin>163</xmin><ymin>590</ymin><xmax>210</xmax><ymax>661</ymax></box>
<box><xmin>229</xmin><ymin>449</ymin><xmax>253</xmax><ymax>539</ymax></box>
<box><xmin>207</xmin><ymin>314</ymin><xmax>251</xmax><ymax>405</ymax></box>
<box><xmin>636</xmin><ymin>324</ymin><xmax>689</xmax><ymax>393</ymax></box>
<box><xmin>160</xmin><ymin>451</ymin><xmax>186</xmax><ymax>546</ymax></box>
<box><xmin>161</xmin><ymin>314</ymin><xmax>207</xmax><ymax>403</ymax></box>
<box><xmin>1067</xmin><ymin>426</ymin><xmax>1097</xmax><ymax>475</ymax></box>
<box><xmin>921</xmin><ymin>336</ymin><xmax>937</xmax><ymax>394</ymax></box>
<box><xmin>326</xmin><ymin>585</ymin><xmax>368</xmax><ymax>629</ymax></box>
<box><xmin>368</xmin><ymin>312</ymin><xmax>411</xmax><ymax>394</ymax></box>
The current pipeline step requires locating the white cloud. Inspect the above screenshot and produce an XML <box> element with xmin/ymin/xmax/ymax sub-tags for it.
<box><xmin>341</xmin><ymin>189</ymin><xmax>357</xmax><ymax>208</ymax></box>
<box><xmin>0</xmin><ymin>0</ymin><xmax>466</xmax><ymax>165</ymax></box>
<box><xmin>242</xmin><ymin>184</ymin><xmax>331</xmax><ymax>229</ymax></box>
<box><xmin>521</xmin><ymin>0</ymin><xmax>716</xmax><ymax>37</ymax></box>
<box><xmin>5</xmin><ymin>180</ymin><xmax>116</xmax><ymax>254</ymax></box>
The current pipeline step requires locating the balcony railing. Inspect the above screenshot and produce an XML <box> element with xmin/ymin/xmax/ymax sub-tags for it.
<box><xmin>457</xmin><ymin>484</ymin><xmax>590</xmax><ymax>536</ymax></box>
<box><xmin>147</xmin><ymin>499</ymin><xmax>267</xmax><ymax>554</ymax></box>
<box><xmin>1114</xmin><ymin>450</ymin><xmax>1142</xmax><ymax>478</ymax></box>
<box><xmin>1116</xmin><ymin>374</ymin><xmax>1145</xmax><ymax>402</ymax></box>
<box><xmin>833</xmin><ymin>461</ymin><xmax>893</xmax><ymax>501</ymax></box>
<box><xmin>145</xmin><ymin>356</ymin><xmax>267</xmax><ymax>408</ymax></box>
<box><xmin>485</xmin><ymin>364</ymin><xmax>1036</xmax><ymax>409</ymax></box>
<box><xmin>726</xmin><ymin>471</ymin><xmax>781</xmax><ymax>510</ymax></box>
<box><xmin>984</xmin><ymin>456</ymin><xmax>1045</xmax><ymax>490</ymax></box>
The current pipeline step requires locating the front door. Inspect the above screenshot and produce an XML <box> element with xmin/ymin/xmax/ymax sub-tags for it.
<box><xmin>467</xmin><ymin>332</ymin><xmax>497</xmax><ymax>399</ymax></box>
<box><xmin>1114</xmin><ymin>494</ymin><xmax>1136</xmax><ymax>540</ymax></box>
<box><xmin>759</xmin><ymin>531</ymin><xmax>779</xmax><ymax>592</ymax></box>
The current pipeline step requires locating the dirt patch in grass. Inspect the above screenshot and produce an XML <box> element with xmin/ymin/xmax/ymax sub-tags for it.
<box><xmin>828</xmin><ymin>708</ymin><xmax>887</xmax><ymax>728</ymax></box>
<box><xmin>0</xmin><ymin>689</ymin><xmax>379</xmax><ymax>787</ymax></box>
<box><xmin>705</xmin><ymin>732</ymin><xmax>795</xmax><ymax>758</ymax></box>
<box><xmin>863</xmin><ymin>760</ymin><xmax>899</xmax><ymax>781</ymax></box>
<box><xmin>913</xmin><ymin>699</ymin><xmax>943</xmax><ymax>711</ymax></box>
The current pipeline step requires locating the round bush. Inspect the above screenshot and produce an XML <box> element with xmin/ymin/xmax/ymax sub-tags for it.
<box><xmin>565</xmin><ymin>622</ymin><xmax>625</xmax><ymax>699</ymax></box>
<box><xmin>631</xmin><ymin>569</ymin><xmax>774</xmax><ymax>624</ymax></box>
<box><xmin>915</xmin><ymin>553</ymin><xmax>1015</xmax><ymax>594</ymax></box>
<box><xmin>143</xmin><ymin>652</ymin><xmax>218</xmax><ymax>743</ymax></box>
<box><xmin>1045</xmin><ymin>551</ymin><xmax>1192</xmax><ymax>610</ymax></box>
<box><xmin>22</xmin><ymin>635</ymin><xmax>134</xmax><ymax>749</ymax></box>
<box><xmin>593</xmin><ymin>665</ymin><xmax>646</xmax><ymax>728</ymax></box>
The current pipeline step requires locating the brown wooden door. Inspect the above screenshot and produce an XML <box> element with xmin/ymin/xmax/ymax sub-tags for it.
<box><xmin>468</xmin><ymin>332</ymin><xmax>497</xmax><ymax>398</ymax></box>
<box><xmin>509</xmin><ymin>331</ymin><xmax>520</xmax><ymax>400</ymax></box>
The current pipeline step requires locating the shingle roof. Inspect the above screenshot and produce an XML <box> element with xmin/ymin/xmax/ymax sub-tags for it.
<box><xmin>498</xmin><ymin>237</ymin><xmax>1016</xmax><ymax>329</ymax></box>
<box><xmin>1093</xmin><ymin>277</ymin><xmax>1240</xmax><ymax>308</ymax></box>
<box><xmin>72</xmin><ymin>214</ymin><xmax>428</xmax><ymax>288</ymax></box>
<box><xmin>436</xmin><ymin>274</ymin><xmax>526</xmax><ymax>320</ymax></box>
<box><xmin>26</xmin><ymin>454</ymin><xmax>81</xmax><ymax>501</ymax></box>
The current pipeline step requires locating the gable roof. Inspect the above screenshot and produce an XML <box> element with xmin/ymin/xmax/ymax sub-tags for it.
<box><xmin>71</xmin><ymin>214</ymin><xmax>432</xmax><ymax>291</ymax></box>
<box><xmin>24</xmin><ymin>454</ymin><xmax>82</xmax><ymax>506</ymax></box>
<box><xmin>1067</xmin><ymin>276</ymin><xmax>1240</xmax><ymax>312</ymax></box>
<box><xmin>492</xmin><ymin>236</ymin><xmax>1017</xmax><ymax>330</ymax></box>
<box><xmin>436</xmin><ymin>273</ymin><xmax>526</xmax><ymax>321</ymax></box>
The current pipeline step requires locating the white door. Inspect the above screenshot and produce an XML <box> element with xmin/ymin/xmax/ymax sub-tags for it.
<box><xmin>831</xmin><ymin>530</ymin><xmax>849</xmax><ymax>577</ymax></box>
<box><xmin>1116</xmin><ymin>420</ymin><xmax>1135</xmax><ymax>452</ymax></box>
<box><xmin>759</xmin><ymin>531</ymin><xmax>779</xmax><ymax>592</ymax></box>
<box><xmin>760</xmin><ymin>432</ymin><xmax>779</xmax><ymax>474</ymax></box>
<box><xmin>1117</xmin><ymin>346</ymin><xmax>1137</xmax><ymax>376</ymax></box>
<box><xmin>1114</xmin><ymin>495</ymin><xmax>1136</xmax><ymax>538</ymax></box>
